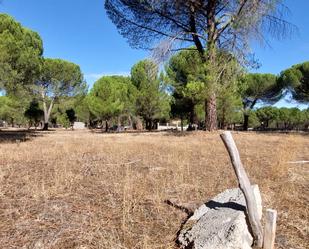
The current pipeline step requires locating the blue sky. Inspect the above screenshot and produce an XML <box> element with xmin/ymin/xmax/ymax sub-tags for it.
<box><xmin>1</xmin><ymin>0</ymin><xmax>308</xmax><ymax>108</ymax></box>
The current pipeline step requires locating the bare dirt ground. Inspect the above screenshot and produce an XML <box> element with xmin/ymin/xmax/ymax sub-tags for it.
<box><xmin>0</xmin><ymin>129</ymin><xmax>308</xmax><ymax>249</ymax></box>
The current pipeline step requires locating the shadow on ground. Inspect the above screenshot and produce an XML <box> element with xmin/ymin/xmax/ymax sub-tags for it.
<box><xmin>163</xmin><ymin>130</ymin><xmax>197</xmax><ymax>137</ymax></box>
<box><xmin>0</xmin><ymin>129</ymin><xmax>52</xmax><ymax>143</ymax></box>
<box><xmin>253</xmin><ymin>130</ymin><xmax>309</xmax><ymax>136</ymax></box>
<box><xmin>90</xmin><ymin>128</ymin><xmax>194</xmax><ymax>137</ymax></box>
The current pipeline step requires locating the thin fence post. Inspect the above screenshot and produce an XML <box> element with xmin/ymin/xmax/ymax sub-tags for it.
<box><xmin>263</xmin><ymin>209</ymin><xmax>277</xmax><ymax>249</ymax></box>
<box><xmin>220</xmin><ymin>131</ymin><xmax>263</xmax><ymax>247</ymax></box>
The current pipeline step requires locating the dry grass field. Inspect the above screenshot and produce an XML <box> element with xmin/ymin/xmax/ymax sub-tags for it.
<box><xmin>0</xmin><ymin>130</ymin><xmax>308</xmax><ymax>249</ymax></box>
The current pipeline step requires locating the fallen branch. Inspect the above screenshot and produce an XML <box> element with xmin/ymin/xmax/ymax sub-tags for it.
<box><xmin>164</xmin><ymin>199</ymin><xmax>194</xmax><ymax>216</ymax></box>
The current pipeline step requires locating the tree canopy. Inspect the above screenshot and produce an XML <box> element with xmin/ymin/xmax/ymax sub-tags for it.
<box><xmin>0</xmin><ymin>94</ymin><xmax>29</xmax><ymax>127</ymax></box>
<box><xmin>238</xmin><ymin>73</ymin><xmax>283</xmax><ymax>130</ymax></box>
<box><xmin>255</xmin><ymin>106</ymin><xmax>279</xmax><ymax>128</ymax></box>
<box><xmin>87</xmin><ymin>75</ymin><xmax>137</xmax><ymax>131</ymax></box>
<box><xmin>166</xmin><ymin>49</ymin><xmax>242</xmax><ymax>129</ymax></box>
<box><xmin>278</xmin><ymin>61</ymin><xmax>309</xmax><ymax>103</ymax></box>
<box><xmin>24</xmin><ymin>100</ymin><xmax>44</xmax><ymax>128</ymax></box>
<box><xmin>0</xmin><ymin>14</ymin><xmax>43</xmax><ymax>92</ymax></box>
<box><xmin>131</xmin><ymin>60</ymin><xmax>171</xmax><ymax>130</ymax></box>
<box><xmin>165</xmin><ymin>49</ymin><xmax>202</xmax><ymax>125</ymax></box>
<box><xmin>104</xmin><ymin>0</ymin><xmax>292</xmax><ymax>57</ymax></box>
<box><xmin>35</xmin><ymin>58</ymin><xmax>85</xmax><ymax>130</ymax></box>
<box><xmin>239</xmin><ymin>73</ymin><xmax>282</xmax><ymax>106</ymax></box>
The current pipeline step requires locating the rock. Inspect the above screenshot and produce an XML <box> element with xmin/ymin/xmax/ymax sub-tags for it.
<box><xmin>177</xmin><ymin>185</ymin><xmax>262</xmax><ymax>249</ymax></box>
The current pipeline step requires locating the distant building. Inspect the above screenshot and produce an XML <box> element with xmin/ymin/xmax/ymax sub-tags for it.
<box><xmin>0</xmin><ymin>120</ymin><xmax>7</xmax><ymax>128</ymax></box>
<box><xmin>157</xmin><ymin>120</ymin><xmax>189</xmax><ymax>131</ymax></box>
<box><xmin>73</xmin><ymin>122</ymin><xmax>86</xmax><ymax>129</ymax></box>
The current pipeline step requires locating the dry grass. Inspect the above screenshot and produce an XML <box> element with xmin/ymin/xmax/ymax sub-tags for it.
<box><xmin>0</xmin><ymin>130</ymin><xmax>308</xmax><ymax>249</ymax></box>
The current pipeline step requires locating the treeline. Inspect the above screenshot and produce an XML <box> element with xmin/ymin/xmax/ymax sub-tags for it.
<box><xmin>255</xmin><ymin>107</ymin><xmax>309</xmax><ymax>130</ymax></box>
<box><xmin>233</xmin><ymin>107</ymin><xmax>309</xmax><ymax>131</ymax></box>
<box><xmin>0</xmin><ymin>14</ymin><xmax>308</xmax><ymax>131</ymax></box>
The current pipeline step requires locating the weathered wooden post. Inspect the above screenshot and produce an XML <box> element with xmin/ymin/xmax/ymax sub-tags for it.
<box><xmin>263</xmin><ymin>209</ymin><xmax>277</xmax><ymax>249</ymax></box>
<box><xmin>220</xmin><ymin>131</ymin><xmax>263</xmax><ymax>247</ymax></box>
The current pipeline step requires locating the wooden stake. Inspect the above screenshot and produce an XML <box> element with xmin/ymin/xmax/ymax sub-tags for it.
<box><xmin>263</xmin><ymin>209</ymin><xmax>277</xmax><ymax>249</ymax></box>
<box><xmin>220</xmin><ymin>131</ymin><xmax>263</xmax><ymax>247</ymax></box>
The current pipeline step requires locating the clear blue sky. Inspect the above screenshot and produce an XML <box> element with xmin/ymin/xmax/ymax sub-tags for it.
<box><xmin>1</xmin><ymin>0</ymin><xmax>308</xmax><ymax>108</ymax></box>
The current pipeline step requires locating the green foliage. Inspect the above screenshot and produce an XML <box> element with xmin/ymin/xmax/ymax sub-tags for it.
<box><xmin>248</xmin><ymin>111</ymin><xmax>260</xmax><ymax>128</ymax></box>
<box><xmin>252</xmin><ymin>107</ymin><xmax>308</xmax><ymax>130</ymax></box>
<box><xmin>0</xmin><ymin>14</ymin><xmax>43</xmax><ymax>91</ymax></box>
<box><xmin>0</xmin><ymin>96</ymin><xmax>14</xmax><ymax>121</ymax></box>
<box><xmin>166</xmin><ymin>49</ymin><xmax>202</xmax><ymax>89</ymax></box>
<box><xmin>165</xmin><ymin>49</ymin><xmax>203</xmax><ymax>123</ymax></box>
<box><xmin>66</xmin><ymin>108</ymin><xmax>76</xmax><ymax>125</ymax></box>
<box><xmin>166</xmin><ymin>49</ymin><xmax>242</xmax><ymax>128</ymax></box>
<box><xmin>277</xmin><ymin>107</ymin><xmax>306</xmax><ymax>129</ymax></box>
<box><xmin>36</xmin><ymin>58</ymin><xmax>85</xmax><ymax>129</ymax></box>
<box><xmin>255</xmin><ymin>106</ymin><xmax>279</xmax><ymax>128</ymax></box>
<box><xmin>75</xmin><ymin>97</ymin><xmax>91</xmax><ymax>123</ymax></box>
<box><xmin>57</xmin><ymin>113</ymin><xmax>70</xmax><ymax>128</ymax></box>
<box><xmin>194</xmin><ymin>103</ymin><xmax>205</xmax><ymax>122</ymax></box>
<box><xmin>217</xmin><ymin>84</ymin><xmax>242</xmax><ymax>128</ymax></box>
<box><xmin>239</xmin><ymin>73</ymin><xmax>282</xmax><ymax>108</ymax></box>
<box><xmin>0</xmin><ymin>95</ymin><xmax>29</xmax><ymax>126</ymax></box>
<box><xmin>88</xmin><ymin>75</ymin><xmax>137</xmax><ymax>122</ymax></box>
<box><xmin>278</xmin><ymin>61</ymin><xmax>309</xmax><ymax>103</ymax></box>
<box><xmin>51</xmin><ymin>102</ymin><xmax>77</xmax><ymax>129</ymax></box>
<box><xmin>239</xmin><ymin>73</ymin><xmax>283</xmax><ymax>130</ymax></box>
<box><xmin>215</xmin><ymin>55</ymin><xmax>243</xmax><ymax>128</ymax></box>
<box><xmin>131</xmin><ymin>60</ymin><xmax>158</xmax><ymax>89</ymax></box>
<box><xmin>131</xmin><ymin>60</ymin><xmax>171</xmax><ymax>129</ymax></box>
<box><xmin>24</xmin><ymin>100</ymin><xmax>44</xmax><ymax>126</ymax></box>
<box><xmin>38</xmin><ymin>58</ymin><xmax>84</xmax><ymax>98</ymax></box>
<box><xmin>183</xmin><ymin>81</ymin><xmax>205</xmax><ymax>104</ymax></box>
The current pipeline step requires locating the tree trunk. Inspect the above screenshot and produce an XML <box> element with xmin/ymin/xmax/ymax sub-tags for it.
<box><xmin>189</xmin><ymin>106</ymin><xmax>195</xmax><ymax>126</ymax></box>
<box><xmin>149</xmin><ymin>120</ymin><xmax>152</xmax><ymax>131</ymax></box>
<box><xmin>188</xmin><ymin>1</ymin><xmax>218</xmax><ymax>131</ymax></box>
<box><xmin>181</xmin><ymin>118</ymin><xmax>184</xmax><ymax>132</ymax></box>
<box><xmin>221</xmin><ymin>105</ymin><xmax>226</xmax><ymax>130</ymax></box>
<box><xmin>43</xmin><ymin>123</ymin><xmax>49</xmax><ymax>130</ymax></box>
<box><xmin>117</xmin><ymin>116</ymin><xmax>121</xmax><ymax>132</ymax></box>
<box><xmin>206</xmin><ymin>92</ymin><xmax>217</xmax><ymax>131</ymax></box>
<box><xmin>128</xmin><ymin>115</ymin><xmax>132</xmax><ymax>128</ymax></box>
<box><xmin>105</xmin><ymin>120</ymin><xmax>109</xmax><ymax>132</ymax></box>
<box><xmin>145</xmin><ymin>119</ymin><xmax>152</xmax><ymax>131</ymax></box>
<box><xmin>243</xmin><ymin>114</ymin><xmax>249</xmax><ymax>131</ymax></box>
<box><xmin>243</xmin><ymin>98</ymin><xmax>258</xmax><ymax>131</ymax></box>
<box><xmin>205</xmin><ymin>0</ymin><xmax>218</xmax><ymax>131</ymax></box>
<box><xmin>42</xmin><ymin>97</ymin><xmax>54</xmax><ymax>131</ymax></box>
